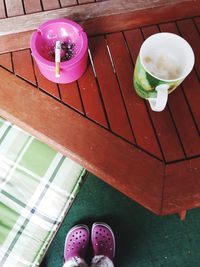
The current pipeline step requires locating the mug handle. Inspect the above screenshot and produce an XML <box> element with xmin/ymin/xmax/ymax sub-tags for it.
<box><xmin>148</xmin><ymin>84</ymin><xmax>169</xmax><ymax>112</ymax></box>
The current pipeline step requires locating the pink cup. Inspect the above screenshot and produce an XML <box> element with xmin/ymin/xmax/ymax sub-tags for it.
<box><xmin>30</xmin><ymin>18</ymin><xmax>88</xmax><ymax>83</ymax></box>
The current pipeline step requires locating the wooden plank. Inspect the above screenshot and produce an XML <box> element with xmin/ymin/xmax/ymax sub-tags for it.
<box><xmin>146</xmin><ymin>107</ymin><xmax>185</xmax><ymax>162</ymax></box>
<box><xmin>0</xmin><ymin>0</ymin><xmax>6</xmax><ymax>18</ymax></box>
<box><xmin>78</xmin><ymin>58</ymin><xmax>108</xmax><ymax>128</ymax></box>
<box><xmin>81</xmin><ymin>1</ymin><xmax>200</xmax><ymax>38</ymax></box>
<box><xmin>177</xmin><ymin>19</ymin><xmax>200</xmax><ymax>80</ymax></box>
<box><xmin>0</xmin><ymin>52</ymin><xmax>13</xmax><ymax>71</ymax></box>
<box><xmin>159</xmin><ymin>22</ymin><xmax>200</xmax><ymax>157</ymax></box>
<box><xmin>178</xmin><ymin>17</ymin><xmax>200</xmax><ymax>132</ymax></box>
<box><xmin>12</xmin><ymin>49</ymin><xmax>36</xmax><ymax>84</ymax></box>
<box><xmin>124</xmin><ymin>29</ymin><xmax>163</xmax><ymax>159</ymax></box>
<box><xmin>181</xmin><ymin>71</ymin><xmax>200</xmax><ymax>133</ymax></box>
<box><xmin>0</xmin><ymin>30</ymin><xmax>34</xmax><ymax>55</ymax></box>
<box><xmin>41</xmin><ymin>0</ymin><xmax>60</xmax><ymax>10</ymax></box>
<box><xmin>89</xmin><ymin>36</ymin><xmax>134</xmax><ymax>143</ymax></box>
<box><xmin>5</xmin><ymin>0</ymin><xmax>24</xmax><ymax>16</ymax></box>
<box><xmin>141</xmin><ymin>25</ymin><xmax>185</xmax><ymax>162</ymax></box>
<box><xmin>107</xmin><ymin>31</ymin><xmax>162</xmax><ymax>159</ymax></box>
<box><xmin>23</xmin><ymin>0</ymin><xmax>42</xmax><ymax>14</ymax></box>
<box><xmin>124</xmin><ymin>28</ymin><xmax>142</xmax><ymax>64</ymax></box>
<box><xmin>194</xmin><ymin>16</ymin><xmax>200</xmax><ymax>33</ymax></box>
<box><xmin>1</xmin><ymin>1</ymin><xmax>200</xmax><ymax>54</ymax></box>
<box><xmin>0</xmin><ymin>0</ymin><xmax>198</xmax><ymax>36</ymax></box>
<box><xmin>178</xmin><ymin>210</ymin><xmax>187</xmax><ymax>220</ymax></box>
<box><xmin>168</xmin><ymin>88</ymin><xmax>200</xmax><ymax>157</ymax></box>
<box><xmin>0</xmin><ymin>66</ymin><xmax>165</xmax><ymax>214</ymax></box>
<box><xmin>78</xmin><ymin>0</ymin><xmax>95</xmax><ymax>3</ymax></box>
<box><xmin>33</xmin><ymin>59</ymin><xmax>60</xmax><ymax>99</ymax></box>
<box><xmin>160</xmin><ymin>21</ymin><xmax>200</xmax><ymax>133</ymax></box>
<box><xmin>60</xmin><ymin>0</ymin><xmax>77</xmax><ymax>7</ymax></box>
<box><xmin>162</xmin><ymin>158</ymin><xmax>200</xmax><ymax>215</ymax></box>
<box><xmin>59</xmin><ymin>82</ymin><xmax>84</xmax><ymax>114</ymax></box>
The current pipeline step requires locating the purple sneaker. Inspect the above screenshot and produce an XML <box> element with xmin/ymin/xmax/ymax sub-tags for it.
<box><xmin>64</xmin><ymin>224</ymin><xmax>89</xmax><ymax>262</ymax></box>
<box><xmin>91</xmin><ymin>222</ymin><xmax>115</xmax><ymax>261</ymax></box>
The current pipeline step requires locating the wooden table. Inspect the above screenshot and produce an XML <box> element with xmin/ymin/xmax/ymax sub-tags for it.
<box><xmin>0</xmin><ymin>0</ymin><xmax>200</xmax><ymax>220</ymax></box>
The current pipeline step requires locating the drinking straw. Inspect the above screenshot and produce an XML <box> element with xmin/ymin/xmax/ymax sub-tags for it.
<box><xmin>55</xmin><ymin>41</ymin><xmax>61</xmax><ymax>78</ymax></box>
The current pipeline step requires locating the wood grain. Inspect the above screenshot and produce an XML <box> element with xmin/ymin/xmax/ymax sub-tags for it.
<box><xmin>177</xmin><ymin>19</ymin><xmax>200</xmax><ymax>80</ymax></box>
<box><xmin>0</xmin><ymin>66</ymin><xmax>165</xmax><ymax>214</ymax></box>
<box><xmin>142</xmin><ymin>25</ymin><xmax>185</xmax><ymax>162</ymax></box>
<box><xmin>0</xmin><ymin>1</ymin><xmax>200</xmax><ymax>218</ymax></box>
<box><xmin>0</xmin><ymin>52</ymin><xmax>13</xmax><ymax>71</ymax></box>
<box><xmin>12</xmin><ymin>49</ymin><xmax>36</xmax><ymax>84</ymax></box>
<box><xmin>194</xmin><ymin>17</ymin><xmax>200</xmax><ymax>32</ymax></box>
<box><xmin>159</xmin><ymin>22</ymin><xmax>200</xmax><ymax>157</ymax></box>
<box><xmin>0</xmin><ymin>1</ymin><xmax>200</xmax><ymax>54</ymax></box>
<box><xmin>0</xmin><ymin>0</ymin><xmax>197</xmax><ymax>36</ymax></box>
<box><xmin>182</xmin><ymin>71</ymin><xmax>200</xmax><ymax>133</ymax></box>
<box><xmin>124</xmin><ymin>29</ymin><xmax>163</xmax><ymax>159</ymax></box>
<box><xmin>23</xmin><ymin>0</ymin><xmax>42</xmax><ymax>14</ymax></box>
<box><xmin>42</xmin><ymin>0</ymin><xmax>60</xmax><ymax>10</ymax></box>
<box><xmin>162</xmin><ymin>159</ymin><xmax>200</xmax><ymax>215</ymax></box>
<box><xmin>78</xmin><ymin>60</ymin><xmax>108</xmax><ymax>128</ymax></box>
<box><xmin>60</xmin><ymin>0</ymin><xmax>77</xmax><ymax>7</ymax></box>
<box><xmin>0</xmin><ymin>30</ymin><xmax>33</xmax><ymax>54</ymax></box>
<box><xmin>160</xmin><ymin>21</ymin><xmax>200</xmax><ymax>133</ymax></box>
<box><xmin>4</xmin><ymin>0</ymin><xmax>24</xmax><ymax>17</ymax></box>
<box><xmin>78</xmin><ymin>0</ymin><xmax>95</xmax><ymax>3</ymax></box>
<box><xmin>0</xmin><ymin>0</ymin><xmax>6</xmax><ymax>18</ymax></box>
<box><xmin>33</xmin><ymin>59</ymin><xmax>60</xmax><ymax>98</ymax></box>
<box><xmin>59</xmin><ymin>82</ymin><xmax>84</xmax><ymax>114</ymax></box>
<box><xmin>89</xmin><ymin>36</ymin><xmax>134</xmax><ymax>143</ymax></box>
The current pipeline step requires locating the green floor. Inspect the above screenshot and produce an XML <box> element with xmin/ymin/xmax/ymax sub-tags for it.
<box><xmin>43</xmin><ymin>173</ymin><xmax>200</xmax><ymax>267</ymax></box>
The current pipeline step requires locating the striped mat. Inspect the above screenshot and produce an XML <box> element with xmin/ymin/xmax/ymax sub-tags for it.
<box><xmin>0</xmin><ymin>118</ymin><xmax>85</xmax><ymax>267</ymax></box>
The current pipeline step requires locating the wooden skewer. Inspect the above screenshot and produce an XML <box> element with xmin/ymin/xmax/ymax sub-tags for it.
<box><xmin>55</xmin><ymin>41</ymin><xmax>61</xmax><ymax>78</ymax></box>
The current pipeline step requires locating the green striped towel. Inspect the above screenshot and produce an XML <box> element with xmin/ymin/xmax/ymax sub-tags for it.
<box><xmin>0</xmin><ymin>118</ymin><xmax>86</xmax><ymax>267</ymax></box>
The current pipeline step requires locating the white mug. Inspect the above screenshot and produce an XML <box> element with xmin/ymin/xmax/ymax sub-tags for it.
<box><xmin>134</xmin><ymin>32</ymin><xmax>195</xmax><ymax>111</ymax></box>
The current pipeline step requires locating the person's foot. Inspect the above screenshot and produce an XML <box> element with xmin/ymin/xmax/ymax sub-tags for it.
<box><xmin>91</xmin><ymin>222</ymin><xmax>115</xmax><ymax>261</ymax></box>
<box><xmin>64</xmin><ymin>224</ymin><xmax>89</xmax><ymax>262</ymax></box>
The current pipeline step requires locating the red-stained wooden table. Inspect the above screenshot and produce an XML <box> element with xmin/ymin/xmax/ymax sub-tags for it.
<box><xmin>0</xmin><ymin>0</ymin><xmax>200</xmax><ymax>220</ymax></box>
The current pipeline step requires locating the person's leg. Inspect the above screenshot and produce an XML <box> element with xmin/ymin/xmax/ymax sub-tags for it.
<box><xmin>63</xmin><ymin>225</ymin><xmax>89</xmax><ymax>267</ymax></box>
<box><xmin>63</xmin><ymin>257</ymin><xmax>88</xmax><ymax>267</ymax></box>
<box><xmin>90</xmin><ymin>223</ymin><xmax>115</xmax><ymax>267</ymax></box>
<box><xmin>90</xmin><ymin>255</ymin><xmax>114</xmax><ymax>267</ymax></box>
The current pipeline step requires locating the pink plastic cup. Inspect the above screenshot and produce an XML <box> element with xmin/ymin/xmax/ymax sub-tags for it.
<box><xmin>30</xmin><ymin>18</ymin><xmax>88</xmax><ymax>83</ymax></box>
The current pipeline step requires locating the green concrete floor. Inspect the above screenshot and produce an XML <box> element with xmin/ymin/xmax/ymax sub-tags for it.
<box><xmin>42</xmin><ymin>173</ymin><xmax>200</xmax><ymax>267</ymax></box>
